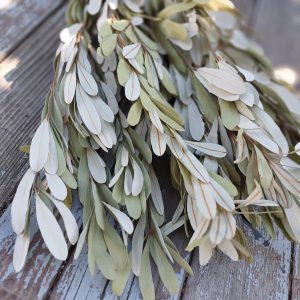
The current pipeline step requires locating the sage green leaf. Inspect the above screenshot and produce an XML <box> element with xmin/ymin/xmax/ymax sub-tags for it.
<box><xmin>153</xmin><ymin>239</ymin><xmax>180</xmax><ymax>294</ymax></box>
<box><xmin>158</xmin><ymin>2</ymin><xmax>197</xmax><ymax>19</ymax></box>
<box><xmin>112</xmin><ymin>20</ymin><xmax>129</xmax><ymax>31</ymax></box>
<box><xmin>219</xmin><ymin>99</ymin><xmax>240</xmax><ymax>130</ymax></box>
<box><xmin>127</xmin><ymin>100</ymin><xmax>143</xmax><ymax>126</ymax></box>
<box><xmin>128</xmin><ymin>128</ymin><xmax>152</xmax><ymax>164</ymax></box>
<box><xmin>102</xmin><ymin>34</ymin><xmax>118</xmax><ymax>56</ymax></box>
<box><xmin>103</xmin><ymin>219</ymin><xmax>127</xmax><ymax>270</ymax></box>
<box><xmin>112</xmin><ymin>258</ymin><xmax>131</xmax><ymax>296</ymax></box>
<box><xmin>91</xmin><ymin>181</ymin><xmax>105</xmax><ymax>230</ymax></box>
<box><xmin>254</xmin><ymin>146</ymin><xmax>273</xmax><ymax>189</ymax></box>
<box><xmin>139</xmin><ymin>241</ymin><xmax>155</xmax><ymax>300</ymax></box>
<box><xmin>60</xmin><ymin>168</ymin><xmax>77</xmax><ymax>189</ymax></box>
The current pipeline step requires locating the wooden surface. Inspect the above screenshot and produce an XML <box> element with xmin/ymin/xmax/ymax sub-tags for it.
<box><xmin>0</xmin><ymin>0</ymin><xmax>299</xmax><ymax>299</ymax></box>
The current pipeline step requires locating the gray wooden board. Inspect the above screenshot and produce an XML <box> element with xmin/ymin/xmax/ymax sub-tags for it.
<box><xmin>0</xmin><ymin>197</ymin><xmax>82</xmax><ymax>300</ymax></box>
<box><xmin>0</xmin><ymin>0</ymin><xmax>63</xmax><ymax>62</ymax></box>
<box><xmin>0</xmin><ymin>7</ymin><xmax>66</xmax><ymax>213</ymax></box>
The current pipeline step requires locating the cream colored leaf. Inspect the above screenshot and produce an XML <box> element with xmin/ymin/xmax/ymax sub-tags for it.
<box><xmin>11</xmin><ymin>169</ymin><xmax>35</xmax><ymax>234</ymax></box>
<box><xmin>125</xmin><ymin>72</ymin><xmax>140</xmax><ymax>101</ymax></box>
<box><xmin>103</xmin><ymin>202</ymin><xmax>134</xmax><ymax>234</ymax></box>
<box><xmin>76</xmin><ymin>85</ymin><xmax>102</xmax><ymax>135</ymax></box>
<box><xmin>209</xmin><ymin>214</ymin><xmax>227</xmax><ymax>244</ymax></box>
<box><xmin>29</xmin><ymin>119</ymin><xmax>50</xmax><ymax>172</ymax></box>
<box><xmin>87</xmin><ymin>148</ymin><xmax>107</xmax><ymax>183</ymax></box>
<box><xmin>192</xmin><ymin>177</ymin><xmax>216</xmax><ymax>220</ymax></box>
<box><xmin>64</xmin><ymin>64</ymin><xmax>77</xmax><ymax>104</ymax></box>
<box><xmin>150</xmin><ymin>124</ymin><xmax>166</xmax><ymax>157</ymax></box>
<box><xmin>46</xmin><ymin>173</ymin><xmax>68</xmax><ymax>200</ymax></box>
<box><xmin>13</xmin><ymin>230</ymin><xmax>30</xmax><ymax>272</ymax></box>
<box><xmin>77</xmin><ymin>62</ymin><xmax>98</xmax><ymax>96</ymax></box>
<box><xmin>122</xmin><ymin>43</ymin><xmax>141</xmax><ymax>59</ymax></box>
<box><xmin>36</xmin><ymin>194</ymin><xmax>68</xmax><ymax>260</ymax></box>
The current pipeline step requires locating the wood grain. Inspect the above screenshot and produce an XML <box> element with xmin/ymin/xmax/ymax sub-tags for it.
<box><xmin>0</xmin><ymin>0</ymin><xmax>63</xmax><ymax>62</ymax></box>
<box><xmin>182</xmin><ymin>223</ymin><xmax>291</xmax><ymax>300</ymax></box>
<box><xmin>0</xmin><ymin>7</ymin><xmax>66</xmax><ymax>213</ymax></box>
<box><xmin>0</xmin><ymin>198</ymin><xmax>82</xmax><ymax>300</ymax></box>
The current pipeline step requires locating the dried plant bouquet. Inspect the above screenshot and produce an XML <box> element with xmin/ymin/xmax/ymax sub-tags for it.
<box><xmin>10</xmin><ymin>0</ymin><xmax>300</xmax><ymax>298</ymax></box>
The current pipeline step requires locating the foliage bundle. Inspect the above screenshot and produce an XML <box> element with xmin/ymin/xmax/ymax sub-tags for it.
<box><xmin>11</xmin><ymin>0</ymin><xmax>300</xmax><ymax>297</ymax></box>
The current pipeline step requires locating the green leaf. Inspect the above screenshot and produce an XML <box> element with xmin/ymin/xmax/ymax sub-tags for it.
<box><xmin>127</xmin><ymin>100</ymin><xmax>143</xmax><ymax>126</ymax></box>
<box><xmin>139</xmin><ymin>241</ymin><xmax>155</xmax><ymax>300</ymax></box>
<box><xmin>219</xmin><ymin>99</ymin><xmax>240</xmax><ymax>130</ymax></box>
<box><xmin>102</xmin><ymin>34</ymin><xmax>118</xmax><ymax>56</ymax></box>
<box><xmin>158</xmin><ymin>2</ymin><xmax>197</xmax><ymax>19</ymax></box>
<box><xmin>153</xmin><ymin>239</ymin><xmax>180</xmax><ymax>294</ymax></box>
<box><xmin>128</xmin><ymin>127</ymin><xmax>152</xmax><ymax>164</ymax></box>
<box><xmin>254</xmin><ymin>145</ymin><xmax>273</xmax><ymax>189</ymax></box>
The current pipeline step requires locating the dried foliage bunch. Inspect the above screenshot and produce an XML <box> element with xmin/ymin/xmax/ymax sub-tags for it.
<box><xmin>11</xmin><ymin>0</ymin><xmax>300</xmax><ymax>297</ymax></box>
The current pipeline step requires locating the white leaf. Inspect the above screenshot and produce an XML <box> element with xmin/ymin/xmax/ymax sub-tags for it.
<box><xmin>109</xmin><ymin>167</ymin><xmax>124</xmax><ymax>188</ymax></box>
<box><xmin>197</xmin><ymin>67</ymin><xmax>246</xmax><ymax>95</ymax></box>
<box><xmin>13</xmin><ymin>230</ymin><xmax>30</xmax><ymax>272</ymax></box>
<box><xmin>224</xmin><ymin>212</ymin><xmax>236</xmax><ymax>239</ymax></box>
<box><xmin>196</xmin><ymin>73</ymin><xmax>239</xmax><ymax>101</ymax></box>
<box><xmin>125</xmin><ymin>72</ymin><xmax>141</xmax><ymax>101</ymax></box>
<box><xmin>11</xmin><ymin>169</ymin><xmax>35</xmax><ymax>234</ymax></box>
<box><xmin>296</xmin><ymin>142</ymin><xmax>300</xmax><ymax>156</ymax></box>
<box><xmin>245</xmin><ymin>128</ymin><xmax>279</xmax><ymax>154</ymax></box>
<box><xmin>240</xmin><ymin>83</ymin><xmax>255</xmax><ymax>106</ymax></box>
<box><xmin>186</xmin><ymin>141</ymin><xmax>226</xmax><ymax>158</ymax></box>
<box><xmin>46</xmin><ymin>173</ymin><xmax>67</xmax><ymax>200</ymax></box>
<box><xmin>87</xmin><ymin>148</ymin><xmax>107</xmax><ymax>183</ymax></box>
<box><xmin>36</xmin><ymin>194</ymin><xmax>68</xmax><ymax>260</ymax></box>
<box><xmin>103</xmin><ymin>203</ymin><xmax>134</xmax><ymax>234</ymax></box>
<box><xmin>94</xmin><ymin>98</ymin><xmax>115</xmax><ymax>123</ymax></box>
<box><xmin>124</xmin><ymin>167</ymin><xmax>133</xmax><ymax>196</ymax></box>
<box><xmin>76</xmin><ymin>84</ymin><xmax>102</xmax><ymax>135</ymax></box>
<box><xmin>237</xmin><ymin>66</ymin><xmax>254</xmax><ymax>82</ymax></box>
<box><xmin>78</xmin><ymin>47</ymin><xmax>92</xmax><ymax>72</ymax></box>
<box><xmin>150</xmin><ymin>124</ymin><xmax>166</xmax><ymax>157</ymax></box>
<box><xmin>44</xmin><ymin>130</ymin><xmax>58</xmax><ymax>174</ymax></box>
<box><xmin>209</xmin><ymin>178</ymin><xmax>235</xmax><ymax>211</ymax></box>
<box><xmin>209</xmin><ymin>214</ymin><xmax>227</xmax><ymax>244</ymax></box>
<box><xmin>122</xmin><ymin>43</ymin><xmax>141</xmax><ymax>59</ymax></box>
<box><xmin>51</xmin><ymin>197</ymin><xmax>79</xmax><ymax>245</ymax></box>
<box><xmin>192</xmin><ymin>178</ymin><xmax>216</xmax><ymax>220</ymax></box>
<box><xmin>29</xmin><ymin>119</ymin><xmax>50</xmax><ymax>172</ymax></box>
<box><xmin>87</xmin><ymin>0</ymin><xmax>102</xmax><ymax>15</ymax></box>
<box><xmin>132</xmin><ymin>160</ymin><xmax>143</xmax><ymax>196</ymax></box>
<box><xmin>121</xmin><ymin>147</ymin><xmax>129</xmax><ymax>167</ymax></box>
<box><xmin>199</xmin><ymin>238</ymin><xmax>214</xmax><ymax>265</ymax></box>
<box><xmin>77</xmin><ymin>62</ymin><xmax>98</xmax><ymax>96</ymax></box>
<box><xmin>218</xmin><ymin>239</ymin><xmax>238</xmax><ymax>261</ymax></box>
<box><xmin>182</xmin><ymin>151</ymin><xmax>210</xmax><ymax>183</ymax></box>
<box><xmin>149</xmin><ymin>110</ymin><xmax>164</xmax><ymax>133</ymax></box>
<box><xmin>64</xmin><ymin>64</ymin><xmax>77</xmax><ymax>104</ymax></box>
<box><xmin>253</xmin><ymin>106</ymin><xmax>289</xmax><ymax>154</ymax></box>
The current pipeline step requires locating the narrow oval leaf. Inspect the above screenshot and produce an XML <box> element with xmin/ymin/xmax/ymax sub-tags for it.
<box><xmin>36</xmin><ymin>194</ymin><xmax>68</xmax><ymax>260</ymax></box>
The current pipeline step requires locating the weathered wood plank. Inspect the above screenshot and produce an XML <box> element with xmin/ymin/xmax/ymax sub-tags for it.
<box><xmin>182</xmin><ymin>223</ymin><xmax>291</xmax><ymax>300</ymax></box>
<box><xmin>0</xmin><ymin>7</ymin><xmax>66</xmax><ymax>213</ymax></box>
<box><xmin>0</xmin><ymin>0</ymin><xmax>63</xmax><ymax>61</ymax></box>
<box><xmin>291</xmin><ymin>245</ymin><xmax>300</xmax><ymax>300</ymax></box>
<box><xmin>0</xmin><ymin>198</ymin><xmax>82</xmax><ymax>300</ymax></box>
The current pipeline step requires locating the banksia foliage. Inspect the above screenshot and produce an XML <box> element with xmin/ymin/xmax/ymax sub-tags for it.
<box><xmin>11</xmin><ymin>0</ymin><xmax>300</xmax><ymax>298</ymax></box>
